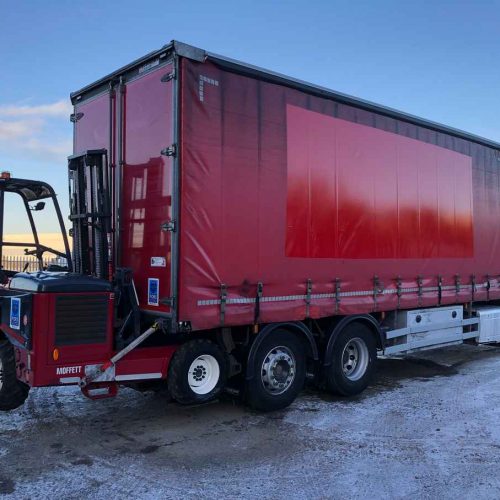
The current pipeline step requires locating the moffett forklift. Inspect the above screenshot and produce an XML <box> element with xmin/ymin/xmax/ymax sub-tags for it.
<box><xmin>0</xmin><ymin>153</ymin><xmax>208</xmax><ymax>411</ymax></box>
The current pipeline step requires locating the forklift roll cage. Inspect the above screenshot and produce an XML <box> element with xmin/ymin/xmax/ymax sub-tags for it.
<box><xmin>0</xmin><ymin>176</ymin><xmax>72</xmax><ymax>274</ymax></box>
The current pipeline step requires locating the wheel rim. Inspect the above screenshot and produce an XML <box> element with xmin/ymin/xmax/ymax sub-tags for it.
<box><xmin>342</xmin><ymin>337</ymin><xmax>369</xmax><ymax>381</ymax></box>
<box><xmin>188</xmin><ymin>355</ymin><xmax>220</xmax><ymax>395</ymax></box>
<box><xmin>0</xmin><ymin>356</ymin><xmax>3</xmax><ymax>391</ymax></box>
<box><xmin>261</xmin><ymin>346</ymin><xmax>296</xmax><ymax>395</ymax></box>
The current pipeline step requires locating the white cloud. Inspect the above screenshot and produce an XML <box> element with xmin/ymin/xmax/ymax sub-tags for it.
<box><xmin>0</xmin><ymin>100</ymin><xmax>72</xmax><ymax>118</ymax></box>
<box><xmin>0</xmin><ymin>99</ymin><xmax>72</xmax><ymax>164</ymax></box>
<box><xmin>21</xmin><ymin>136</ymin><xmax>73</xmax><ymax>158</ymax></box>
<box><xmin>0</xmin><ymin>118</ymin><xmax>43</xmax><ymax>140</ymax></box>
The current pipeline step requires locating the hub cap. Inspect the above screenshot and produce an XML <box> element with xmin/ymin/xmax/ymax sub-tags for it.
<box><xmin>261</xmin><ymin>346</ymin><xmax>296</xmax><ymax>395</ymax></box>
<box><xmin>342</xmin><ymin>337</ymin><xmax>369</xmax><ymax>381</ymax></box>
<box><xmin>188</xmin><ymin>355</ymin><xmax>220</xmax><ymax>395</ymax></box>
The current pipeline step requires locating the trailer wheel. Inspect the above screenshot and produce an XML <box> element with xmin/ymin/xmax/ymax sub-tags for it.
<box><xmin>325</xmin><ymin>322</ymin><xmax>376</xmax><ymax>396</ymax></box>
<box><xmin>0</xmin><ymin>340</ymin><xmax>30</xmax><ymax>411</ymax></box>
<box><xmin>167</xmin><ymin>339</ymin><xmax>227</xmax><ymax>405</ymax></box>
<box><xmin>246</xmin><ymin>330</ymin><xmax>306</xmax><ymax>412</ymax></box>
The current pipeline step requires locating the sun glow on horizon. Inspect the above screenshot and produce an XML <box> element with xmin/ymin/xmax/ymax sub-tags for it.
<box><xmin>2</xmin><ymin>232</ymin><xmax>65</xmax><ymax>256</ymax></box>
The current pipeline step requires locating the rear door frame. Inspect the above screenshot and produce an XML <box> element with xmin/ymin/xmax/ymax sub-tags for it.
<box><xmin>73</xmin><ymin>47</ymin><xmax>181</xmax><ymax>329</ymax></box>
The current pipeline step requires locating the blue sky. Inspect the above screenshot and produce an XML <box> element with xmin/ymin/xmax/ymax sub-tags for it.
<box><xmin>1</xmin><ymin>0</ymin><xmax>499</xmax><ymax>234</ymax></box>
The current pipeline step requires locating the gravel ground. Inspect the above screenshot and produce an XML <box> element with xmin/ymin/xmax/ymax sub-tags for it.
<box><xmin>2</xmin><ymin>344</ymin><xmax>500</xmax><ymax>499</ymax></box>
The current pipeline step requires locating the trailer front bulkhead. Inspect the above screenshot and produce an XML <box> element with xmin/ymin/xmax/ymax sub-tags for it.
<box><xmin>1</xmin><ymin>41</ymin><xmax>500</xmax><ymax>412</ymax></box>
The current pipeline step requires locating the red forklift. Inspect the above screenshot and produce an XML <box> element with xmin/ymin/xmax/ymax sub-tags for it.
<box><xmin>0</xmin><ymin>156</ymin><xmax>192</xmax><ymax>411</ymax></box>
<box><xmin>0</xmin><ymin>152</ymin><xmax>209</xmax><ymax>410</ymax></box>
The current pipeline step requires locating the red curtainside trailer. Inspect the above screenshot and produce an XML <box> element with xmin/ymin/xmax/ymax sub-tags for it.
<box><xmin>1</xmin><ymin>40</ymin><xmax>500</xmax><ymax>412</ymax></box>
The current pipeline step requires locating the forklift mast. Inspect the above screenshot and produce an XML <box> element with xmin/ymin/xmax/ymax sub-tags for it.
<box><xmin>68</xmin><ymin>150</ymin><xmax>113</xmax><ymax>280</ymax></box>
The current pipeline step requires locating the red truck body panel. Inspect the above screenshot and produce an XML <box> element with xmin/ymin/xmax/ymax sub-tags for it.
<box><xmin>71</xmin><ymin>43</ymin><xmax>500</xmax><ymax>333</ymax></box>
<box><xmin>74</xmin><ymin>64</ymin><xmax>174</xmax><ymax>314</ymax></box>
<box><xmin>179</xmin><ymin>58</ymin><xmax>499</xmax><ymax>330</ymax></box>
<box><xmin>120</xmin><ymin>65</ymin><xmax>174</xmax><ymax>314</ymax></box>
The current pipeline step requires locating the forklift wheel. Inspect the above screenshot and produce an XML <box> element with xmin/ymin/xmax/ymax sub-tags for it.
<box><xmin>0</xmin><ymin>340</ymin><xmax>30</xmax><ymax>411</ymax></box>
<box><xmin>167</xmin><ymin>339</ymin><xmax>228</xmax><ymax>405</ymax></box>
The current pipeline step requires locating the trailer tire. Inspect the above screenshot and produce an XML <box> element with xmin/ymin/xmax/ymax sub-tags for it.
<box><xmin>246</xmin><ymin>330</ymin><xmax>306</xmax><ymax>412</ymax></box>
<box><xmin>325</xmin><ymin>322</ymin><xmax>376</xmax><ymax>397</ymax></box>
<box><xmin>167</xmin><ymin>339</ymin><xmax>227</xmax><ymax>405</ymax></box>
<box><xmin>0</xmin><ymin>340</ymin><xmax>30</xmax><ymax>411</ymax></box>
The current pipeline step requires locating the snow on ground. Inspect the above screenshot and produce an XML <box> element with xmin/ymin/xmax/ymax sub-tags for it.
<box><xmin>2</xmin><ymin>344</ymin><xmax>500</xmax><ymax>499</ymax></box>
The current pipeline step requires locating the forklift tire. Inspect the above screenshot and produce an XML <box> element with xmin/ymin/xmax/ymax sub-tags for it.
<box><xmin>167</xmin><ymin>339</ymin><xmax>228</xmax><ymax>405</ymax></box>
<box><xmin>245</xmin><ymin>330</ymin><xmax>306</xmax><ymax>412</ymax></box>
<box><xmin>325</xmin><ymin>322</ymin><xmax>377</xmax><ymax>397</ymax></box>
<box><xmin>0</xmin><ymin>340</ymin><xmax>30</xmax><ymax>411</ymax></box>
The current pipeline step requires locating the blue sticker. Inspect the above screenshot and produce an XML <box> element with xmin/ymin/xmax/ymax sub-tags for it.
<box><xmin>10</xmin><ymin>297</ymin><xmax>20</xmax><ymax>330</ymax></box>
<box><xmin>148</xmin><ymin>278</ymin><xmax>159</xmax><ymax>306</ymax></box>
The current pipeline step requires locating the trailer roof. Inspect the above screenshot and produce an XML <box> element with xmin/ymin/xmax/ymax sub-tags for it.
<box><xmin>71</xmin><ymin>40</ymin><xmax>500</xmax><ymax>151</ymax></box>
